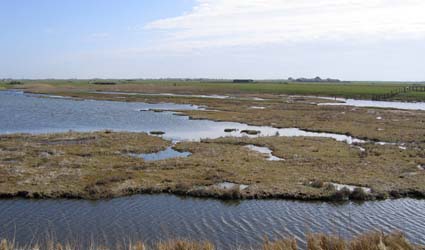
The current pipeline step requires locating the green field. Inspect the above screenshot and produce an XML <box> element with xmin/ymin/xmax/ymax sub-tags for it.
<box><xmin>2</xmin><ymin>79</ymin><xmax>425</xmax><ymax>101</ymax></box>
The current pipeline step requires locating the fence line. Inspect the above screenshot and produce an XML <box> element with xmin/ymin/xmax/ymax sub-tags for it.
<box><xmin>371</xmin><ymin>85</ymin><xmax>425</xmax><ymax>100</ymax></box>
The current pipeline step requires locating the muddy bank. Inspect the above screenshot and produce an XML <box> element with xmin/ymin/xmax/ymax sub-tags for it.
<box><xmin>1</xmin><ymin>180</ymin><xmax>425</xmax><ymax>202</ymax></box>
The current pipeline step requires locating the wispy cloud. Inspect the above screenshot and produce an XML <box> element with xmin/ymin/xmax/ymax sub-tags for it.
<box><xmin>144</xmin><ymin>0</ymin><xmax>425</xmax><ymax>50</ymax></box>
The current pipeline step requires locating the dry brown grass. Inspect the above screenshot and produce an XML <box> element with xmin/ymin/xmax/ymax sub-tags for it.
<box><xmin>0</xmin><ymin>232</ymin><xmax>421</xmax><ymax>250</ymax></box>
<box><xmin>307</xmin><ymin>231</ymin><xmax>420</xmax><ymax>250</ymax></box>
<box><xmin>0</xmin><ymin>131</ymin><xmax>171</xmax><ymax>199</ymax></box>
<box><xmin>307</xmin><ymin>234</ymin><xmax>347</xmax><ymax>250</ymax></box>
<box><xmin>0</xmin><ymin>131</ymin><xmax>424</xmax><ymax>200</ymax></box>
<box><xmin>156</xmin><ymin>240</ymin><xmax>214</xmax><ymax>250</ymax></box>
<box><xmin>262</xmin><ymin>237</ymin><xmax>298</xmax><ymax>250</ymax></box>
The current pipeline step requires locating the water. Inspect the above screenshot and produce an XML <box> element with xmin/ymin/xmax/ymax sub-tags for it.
<box><xmin>328</xmin><ymin>183</ymin><xmax>371</xmax><ymax>193</ymax></box>
<box><xmin>244</xmin><ymin>145</ymin><xmax>284</xmax><ymax>161</ymax></box>
<box><xmin>129</xmin><ymin>147</ymin><xmax>191</xmax><ymax>161</ymax></box>
<box><xmin>0</xmin><ymin>90</ymin><xmax>362</xmax><ymax>143</ymax></box>
<box><xmin>91</xmin><ymin>91</ymin><xmax>266</xmax><ymax>101</ymax></box>
<box><xmin>213</xmin><ymin>182</ymin><xmax>249</xmax><ymax>190</ymax></box>
<box><xmin>249</xmin><ymin>106</ymin><xmax>266</xmax><ymax>109</ymax></box>
<box><xmin>317</xmin><ymin>97</ymin><xmax>425</xmax><ymax>111</ymax></box>
<box><xmin>91</xmin><ymin>91</ymin><xmax>231</xmax><ymax>99</ymax></box>
<box><xmin>0</xmin><ymin>195</ymin><xmax>424</xmax><ymax>249</ymax></box>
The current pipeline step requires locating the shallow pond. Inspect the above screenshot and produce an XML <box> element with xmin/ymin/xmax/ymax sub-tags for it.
<box><xmin>0</xmin><ymin>90</ymin><xmax>362</xmax><ymax>143</ymax></box>
<box><xmin>244</xmin><ymin>145</ymin><xmax>284</xmax><ymax>161</ymax></box>
<box><xmin>0</xmin><ymin>195</ymin><xmax>424</xmax><ymax>249</ymax></box>
<box><xmin>129</xmin><ymin>147</ymin><xmax>191</xmax><ymax>161</ymax></box>
<box><xmin>91</xmin><ymin>90</ymin><xmax>231</xmax><ymax>99</ymax></box>
<box><xmin>317</xmin><ymin>97</ymin><xmax>425</xmax><ymax>111</ymax></box>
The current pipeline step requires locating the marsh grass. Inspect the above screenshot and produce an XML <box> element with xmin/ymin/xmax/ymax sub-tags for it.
<box><xmin>156</xmin><ymin>240</ymin><xmax>214</xmax><ymax>250</ymax></box>
<box><xmin>306</xmin><ymin>231</ymin><xmax>419</xmax><ymax>250</ymax></box>
<box><xmin>0</xmin><ymin>131</ymin><xmax>171</xmax><ymax>199</ymax></box>
<box><xmin>1</xmin><ymin>131</ymin><xmax>425</xmax><ymax>200</ymax></box>
<box><xmin>0</xmin><ymin>232</ymin><xmax>421</xmax><ymax>250</ymax></box>
<box><xmin>262</xmin><ymin>237</ymin><xmax>298</xmax><ymax>250</ymax></box>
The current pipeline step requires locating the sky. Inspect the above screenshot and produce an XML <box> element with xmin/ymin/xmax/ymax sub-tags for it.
<box><xmin>1</xmin><ymin>0</ymin><xmax>425</xmax><ymax>81</ymax></box>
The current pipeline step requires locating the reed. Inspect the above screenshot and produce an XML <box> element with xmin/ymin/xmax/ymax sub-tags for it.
<box><xmin>0</xmin><ymin>231</ymin><xmax>421</xmax><ymax>250</ymax></box>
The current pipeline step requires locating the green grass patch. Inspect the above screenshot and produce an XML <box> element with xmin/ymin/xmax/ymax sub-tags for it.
<box><xmin>16</xmin><ymin>79</ymin><xmax>425</xmax><ymax>101</ymax></box>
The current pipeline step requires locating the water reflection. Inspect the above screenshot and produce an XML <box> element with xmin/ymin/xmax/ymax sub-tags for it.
<box><xmin>0</xmin><ymin>90</ymin><xmax>364</xmax><ymax>144</ymax></box>
<box><xmin>129</xmin><ymin>147</ymin><xmax>191</xmax><ymax>161</ymax></box>
<box><xmin>318</xmin><ymin>97</ymin><xmax>425</xmax><ymax>111</ymax></box>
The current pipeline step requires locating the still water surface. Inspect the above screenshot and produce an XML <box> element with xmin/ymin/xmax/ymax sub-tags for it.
<box><xmin>0</xmin><ymin>90</ymin><xmax>361</xmax><ymax>143</ymax></box>
<box><xmin>129</xmin><ymin>147</ymin><xmax>191</xmax><ymax>161</ymax></box>
<box><xmin>317</xmin><ymin>97</ymin><xmax>425</xmax><ymax>111</ymax></box>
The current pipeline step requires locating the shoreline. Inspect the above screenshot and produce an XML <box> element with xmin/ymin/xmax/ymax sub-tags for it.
<box><xmin>0</xmin><ymin>184</ymin><xmax>424</xmax><ymax>202</ymax></box>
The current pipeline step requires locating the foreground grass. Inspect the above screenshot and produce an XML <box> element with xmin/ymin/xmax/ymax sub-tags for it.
<box><xmin>0</xmin><ymin>231</ymin><xmax>422</xmax><ymax>250</ymax></box>
<box><xmin>0</xmin><ymin>132</ymin><xmax>170</xmax><ymax>199</ymax></box>
<box><xmin>1</xmin><ymin>131</ymin><xmax>424</xmax><ymax>200</ymax></box>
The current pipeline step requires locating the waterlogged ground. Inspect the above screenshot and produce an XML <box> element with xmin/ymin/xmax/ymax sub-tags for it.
<box><xmin>1</xmin><ymin>88</ymin><xmax>425</xmax><ymax>249</ymax></box>
<box><xmin>1</xmin><ymin>130</ymin><xmax>424</xmax><ymax>201</ymax></box>
<box><xmin>130</xmin><ymin>146</ymin><xmax>191</xmax><ymax>161</ymax></box>
<box><xmin>1</xmin><ymin>90</ymin><xmax>425</xmax><ymax>199</ymax></box>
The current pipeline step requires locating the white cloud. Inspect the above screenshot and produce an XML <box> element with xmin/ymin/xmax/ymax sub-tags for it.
<box><xmin>144</xmin><ymin>0</ymin><xmax>425</xmax><ymax>50</ymax></box>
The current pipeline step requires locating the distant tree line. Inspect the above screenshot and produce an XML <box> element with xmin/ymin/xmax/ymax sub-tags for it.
<box><xmin>8</xmin><ymin>80</ymin><xmax>23</xmax><ymax>85</ymax></box>
<box><xmin>233</xmin><ymin>79</ymin><xmax>254</xmax><ymax>83</ymax></box>
<box><xmin>288</xmin><ymin>77</ymin><xmax>341</xmax><ymax>83</ymax></box>
<box><xmin>89</xmin><ymin>81</ymin><xmax>117</xmax><ymax>85</ymax></box>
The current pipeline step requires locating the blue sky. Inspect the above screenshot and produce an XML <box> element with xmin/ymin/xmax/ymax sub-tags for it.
<box><xmin>1</xmin><ymin>0</ymin><xmax>425</xmax><ymax>81</ymax></box>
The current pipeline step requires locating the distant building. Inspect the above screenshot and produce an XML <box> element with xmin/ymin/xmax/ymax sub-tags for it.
<box><xmin>233</xmin><ymin>79</ymin><xmax>254</xmax><ymax>83</ymax></box>
<box><xmin>89</xmin><ymin>81</ymin><xmax>117</xmax><ymax>85</ymax></box>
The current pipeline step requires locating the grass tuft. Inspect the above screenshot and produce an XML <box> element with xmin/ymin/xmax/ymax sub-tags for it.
<box><xmin>263</xmin><ymin>237</ymin><xmax>298</xmax><ymax>250</ymax></box>
<box><xmin>0</xmin><ymin>231</ymin><xmax>421</xmax><ymax>250</ymax></box>
<box><xmin>156</xmin><ymin>240</ymin><xmax>214</xmax><ymax>250</ymax></box>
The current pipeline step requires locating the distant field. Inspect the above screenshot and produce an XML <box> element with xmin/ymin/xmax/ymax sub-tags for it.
<box><xmin>3</xmin><ymin>79</ymin><xmax>425</xmax><ymax>101</ymax></box>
